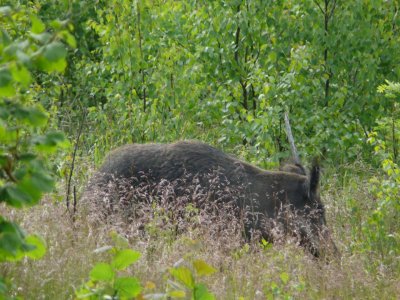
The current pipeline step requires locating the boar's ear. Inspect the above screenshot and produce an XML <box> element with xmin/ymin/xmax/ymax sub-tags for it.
<box><xmin>309</xmin><ymin>160</ymin><xmax>320</xmax><ymax>195</ymax></box>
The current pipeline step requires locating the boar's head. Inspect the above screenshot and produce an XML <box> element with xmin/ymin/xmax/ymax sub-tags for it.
<box><xmin>281</xmin><ymin>163</ymin><xmax>338</xmax><ymax>258</ymax></box>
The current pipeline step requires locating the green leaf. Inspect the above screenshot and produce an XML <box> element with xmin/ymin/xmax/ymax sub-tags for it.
<box><xmin>114</xmin><ymin>277</ymin><xmax>142</xmax><ymax>298</ymax></box>
<box><xmin>25</xmin><ymin>234</ymin><xmax>46</xmax><ymax>259</ymax></box>
<box><xmin>60</xmin><ymin>30</ymin><xmax>77</xmax><ymax>48</ymax></box>
<box><xmin>1</xmin><ymin>29</ymin><xmax>11</xmax><ymax>46</ymax></box>
<box><xmin>193</xmin><ymin>260</ymin><xmax>216</xmax><ymax>277</ymax></box>
<box><xmin>35</xmin><ymin>56</ymin><xmax>67</xmax><ymax>73</ymax></box>
<box><xmin>17</xmin><ymin>178</ymin><xmax>42</xmax><ymax>205</ymax></box>
<box><xmin>0</xmin><ymin>220</ymin><xmax>24</xmax><ymax>252</ymax></box>
<box><xmin>16</xmin><ymin>49</ymin><xmax>31</xmax><ymax>65</ymax></box>
<box><xmin>30</xmin><ymin>32</ymin><xmax>52</xmax><ymax>44</ymax></box>
<box><xmin>45</xmin><ymin>131</ymin><xmax>67</xmax><ymax>145</ymax></box>
<box><xmin>11</xmin><ymin>64</ymin><xmax>31</xmax><ymax>88</ymax></box>
<box><xmin>111</xmin><ymin>249</ymin><xmax>141</xmax><ymax>270</ymax></box>
<box><xmin>43</xmin><ymin>42</ymin><xmax>67</xmax><ymax>62</ymax></box>
<box><xmin>3</xmin><ymin>185</ymin><xmax>33</xmax><ymax>207</ymax></box>
<box><xmin>28</xmin><ymin>108</ymin><xmax>48</xmax><ymax>126</ymax></box>
<box><xmin>0</xmin><ymin>67</ymin><xmax>14</xmax><ymax>97</ymax></box>
<box><xmin>29</xmin><ymin>171</ymin><xmax>55</xmax><ymax>193</ymax></box>
<box><xmin>10</xmin><ymin>105</ymin><xmax>46</xmax><ymax>126</ymax></box>
<box><xmin>34</xmin><ymin>42</ymin><xmax>67</xmax><ymax>72</ymax></box>
<box><xmin>0</xmin><ymin>232</ymin><xmax>24</xmax><ymax>260</ymax></box>
<box><xmin>34</xmin><ymin>131</ymin><xmax>67</xmax><ymax>153</ymax></box>
<box><xmin>194</xmin><ymin>284</ymin><xmax>215</xmax><ymax>300</ymax></box>
<box><xmin>89</xmin><ymin>263</ymin><xmax>115</xmax><ymax>282</ymax></box>
<box><xmin>170</xmin><ymin>266</ymin><xmax>194</xmax><ymax>289</ymax></box>
<box><xmin>50</xmin><ymin>19</ymin><xmax>69</xmax><ymax>30</ymax></box>
<box><xmin>30</xmin><ymin>15</ymin><xmax>45</xmax><ymax>34</ymax></box>
<box><xmin>168</xmin><ymin>290</ymin><xmax>186</xmax><ymax>298</ymax></box>
<box><xmin>0</xmin><ymin>220</ymin><xmax>38</xmax><ymax>262</ymax></box>
<box><xmin>0</xmin><ymin>67</ymin><xmax>12</xmax><ymax>86</ymax></box>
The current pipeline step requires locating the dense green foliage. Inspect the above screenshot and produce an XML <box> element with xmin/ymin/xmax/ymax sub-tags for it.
<box><xmin>363</xmin><ymin>81</ymin><xmax>400</xmax><ymax>268</ymax></box>
<box><xmin>0</xmin><ymin>3</ymin><xmax>72</xmax><ymax>296</ymax></box>
<box><xmin>58</xmin><ymin>0</ymin><xmax>399</xmax><ymax>165</ymax></box>
<box><xmin>0</xmin><ymin>0</ymin><xmax>399</xmax><ymax>299</ymax></box>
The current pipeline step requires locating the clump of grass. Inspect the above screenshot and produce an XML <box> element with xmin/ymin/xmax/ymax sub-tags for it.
<box><xmin>1</xmin><ymin>164</ymin><xmax>399</xmax><ymax>299</ymax></box>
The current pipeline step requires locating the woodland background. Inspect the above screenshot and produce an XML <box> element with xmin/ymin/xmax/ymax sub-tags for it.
<box><xmin>0</xmin><ymin>1</ymin><xmax>399</xmax><ymax>299</ymax></box>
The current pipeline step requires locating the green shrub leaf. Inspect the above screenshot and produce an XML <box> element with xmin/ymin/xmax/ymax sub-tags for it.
<box><xmin>30</xmin><ymin>171</ymin><xmax>55</xmax><ymax>193</ymax></box>
<box><xmin>0</xmin><ymin>223</ymin><xmax>24</xmax><ymax>258</ymax></box>
<box><xmin>111</xmin><ymin>249</ymin><xmax>141</xmax><ymax>270</ymax></box>
<box><xmin>194</xmin><ymin>284</ymin><xmax>215</xmax><ymax>300</ymax></box>
<box><xmin>89</xmin><ymin>263</ymin><xmax>115</xmax><ymax>282</ymax></box>
<box><xmin>34</xmin><ymin>42</ymin><xmax>67</xmax><ymax>72</ymax></box>
<box><xmin>25</xmin><ymin>234</ymin><xmax>46</xmax><ymax>259</ymax></box>
<box><xmin>30</xmin><ymin>32</ymin><xmax>52</xmax><ymax>44</ymax></box>
<box><xmin>114</xmin><ymin>277</ymin><xmax>142</xmax><ymax>298</ymax></box>
<box><xmin>10</xmin><ymin>105</ymin><xmax>48</xmax><ymax>127</ymax></box>
<box><xmin>4</xmin><ymin>185</ymin><xmax>33</xmax><ymax>207</ymax></box>
<box><xmin>169</xmin><ymin>266</ymin><xmax>194</xmax><ymax>289</ymax></box>
<box><xmin>30</xmin><ymin>15</ymin><xmax>45</xmax><ymax>34</ymax></box>
<box><xmin>34</xmin><ymin>131</ymin><xmax>67</xmax><ymax>153</ymax></box>
<box><xmin>10</xmin><ymin>64</ymin><xmax>32</xmax><ymax>88</ymax></box>
<box><xmin>168</xmin><ymin>290</ymin><xmax>186</xmax><ymax>298</ymax></box>
<box><xmin>0</xmin><ymin>220</ymin><xmax>41</xmax><ymax>262</ymax></box>
<box><xmin>0</xmin><ymin>67</ymin><xmax>14</xmax><ymax>97</ymax></box>
<box><xmin>43</xmin><ymin>42</ymin><xmax>67</xmax><ymax>62</ymax></box>
<box><xmin>193</xmin><ymin>260</ymin><xmax>216</xmax><ymax>277</ymax></box>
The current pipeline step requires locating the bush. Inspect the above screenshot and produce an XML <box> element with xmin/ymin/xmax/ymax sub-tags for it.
<box><xmin>0</xmin><ymin>4</ymin><xmax>73</xmax><ymax>296</ymax></box>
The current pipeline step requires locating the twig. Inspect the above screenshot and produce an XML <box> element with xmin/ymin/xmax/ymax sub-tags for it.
<box><xmin>66</xmin><ymin>109</ymin><xmax>87</xmax><ymax>212</ymax></box>
<box><xmin>73</xmin><ymin>185</ymin><xmax>77</xmax><ymax>222</ymax></box>
<box><xmin>313</xmin><ymin>0</ymin><xmax>324</xmax><ymax>15</ymax></box>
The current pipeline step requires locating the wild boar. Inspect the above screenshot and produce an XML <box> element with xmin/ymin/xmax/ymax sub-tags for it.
<box><xmin>92</xmin><ymin>140</ymin><xmax>337</xmax><ymax>257</ymax></box>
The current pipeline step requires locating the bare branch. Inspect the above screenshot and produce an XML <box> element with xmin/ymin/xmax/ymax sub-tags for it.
<box><xmin>329</xmin><ymin>0</ymin><xmax>337</xmax><ymax>19</ymax></box>
<box><xmin>66</xmin><ymin>109</ymin><xmax>87</xmax><ymax>212</ymax></box>
<box><xmin>284</xmin><ymin>112</ymin><xmax>300</xmax><ymax>164</ymax></box>
<box><xmin>313</xmin><ymin>0</ymin><xmax>325</xmax><ymax>15</ymax></box>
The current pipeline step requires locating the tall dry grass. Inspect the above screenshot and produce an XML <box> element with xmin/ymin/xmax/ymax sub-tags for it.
<box><xmin>1</xmin><ymin>165</ymin><xmax>399</xmax><ymax>299</ymax></box>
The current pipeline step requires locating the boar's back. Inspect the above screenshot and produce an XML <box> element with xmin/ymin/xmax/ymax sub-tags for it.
<box><xmin>98</xmin><ymin>140</ymin><xmax>259</xmax><ymax>184</ymax></box>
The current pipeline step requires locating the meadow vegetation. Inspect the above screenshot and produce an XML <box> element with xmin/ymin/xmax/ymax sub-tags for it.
<box><xmin>2</xmin><ymin>165</ymin><xmax>399</xmax><ymax>299</ymax></box>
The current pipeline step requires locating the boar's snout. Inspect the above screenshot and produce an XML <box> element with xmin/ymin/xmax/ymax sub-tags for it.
<box><xmin>300</xmin><ymin>220</ymin><xmax>339</xmax><ymax>259</ymax></box>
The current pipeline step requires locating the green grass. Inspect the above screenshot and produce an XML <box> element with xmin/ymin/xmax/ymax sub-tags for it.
<box><xmin>1</xmin><ymin>164</ymin><xmax>399</xmax><ymax>299</ymax></box>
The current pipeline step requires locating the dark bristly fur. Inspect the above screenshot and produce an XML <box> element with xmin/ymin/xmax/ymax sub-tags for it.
<box><xmin>90</xmin><ymin>140</ymin><xmax>337</xmax><ymax>257</ymax></box>
<box><xmin>279</xmin><ymin>163</ymin><xmax>307</xmax><ymax>176</ymax></box>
